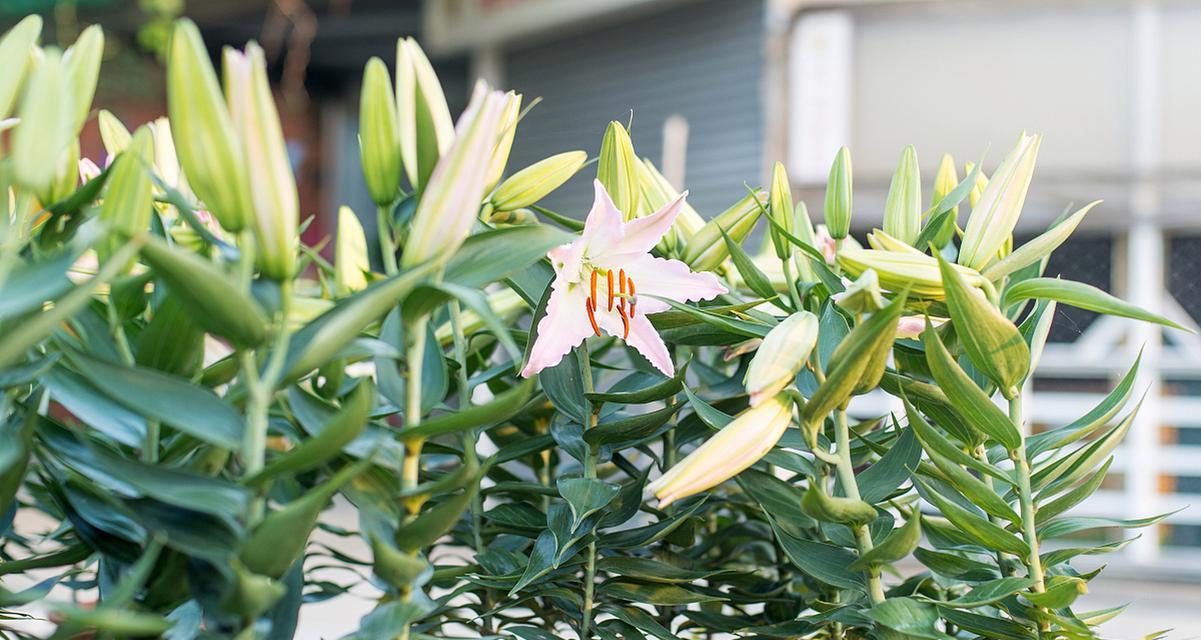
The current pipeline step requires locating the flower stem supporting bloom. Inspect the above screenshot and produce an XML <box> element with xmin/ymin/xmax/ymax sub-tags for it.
<box><xmin>579</xmin><ymin>343</ymin><xmax>599</xmax><ymax>640</ymax></box>
<box><xmin>378</xmin><ymin>203</ymin><xmax>398</xmax><ymax>276</ymax></box>
<box><xmin>1010</xmin><ymin>393</ymin><xmax>1050</xmax><ymax>636</ymax></box>
<box><xmin>833</xmin><ymin>408</ymin><xmax>886</xmax><ymax>604</ymax></box>
<box><xmin>241</xmin><ymin>278</ymin><xmax>293</xmax><ymax>524</ymax></box>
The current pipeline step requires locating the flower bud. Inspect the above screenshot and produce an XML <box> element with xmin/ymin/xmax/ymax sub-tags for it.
<box><xmin>682</xmin><ymin>190</ymin><xmax>765</xmax><ymax>272</ymax></box>
<box><xmin>335</xmin><ymin>206</ymin><xmax>370</xmax><ymax>295</ymax></box>
<box><xmin>648</xmin><ymin>393</ymin><xmax>793</xmax><ymax>507</ymax></box>
<box><xmin>151</xmin><ymin>117</ymin><xmax>189</xmax><ymax>196</ymax></box>
<box><xmin>745</xmin><ymin>311</ymin><xmax>818</xmax><ymax>406</ymax></box>
<box><xmin>0</xmin><ymin>15</ymin><xmax>41</xmax><ymax>121</ymax></box>
<box><xmin>40</xmin><ymin>139</ymin><xmax>80</xmax><ymax>206</ymax></box>
<box><xmin>62</xmin><ymin>24</ymin><xmax>103</xmax><ymax>135</ymax></box>
<box><xmin>99</xmin><ymin>126</ymin><xmax>155</xmax><ymax>262</ymax></box>
<box><xmin>833</xmin><ymin>269</ymin><xmax>885</xmax><ymax>315</ymax></box>
<box><xmin>767</xmin><ymin>161</ymin><xmax>794</xmax><ymax>260</ymax></box>
<box><xmin>396</xmin><ymin>37</ymin><xmax>455</xmax><ymax>190</ymax></box>
<box><xmin>12</xmin><ymin>48</ymin><xmax>71</xmax><ymax>193</ymax></box>
<box><xmin>639</xmin><ymin>157</ymin><xmax>705</xmax><ymax>246</ymax></box>
<box><xmin>883</xmin><ymin>145</ymin><xmax>921</xmax><ymax>246</ymax></box>
<box><xmin>402</xmin><ymin>80</ymin><xmax>506</xmax><ymax>268</ymax></box>
<box><xmin>824</xmin><ymin>146</ymin><xmax>852</xmax><ymax>239</ymax></box>
<box><xmin>359</xmin><ymin>56</ymin><xmax>402</xmax><ymax>207</ymax></box>
<box><xmin>932</xmin><ymin>153</ymin><xmax>958</xmax><ymax>214</ymax></box>
<box><xmin>597</xmin><ymin>121</ymin><xmax>640</xmax><ymax>220</ymax></box>
<box><xmin>959</xmin><ymin>134</ymin><xmax>1041</xmax><ymax>270</ymax></box>
<box><xmin>484</xmin><ymin>91</ymin><xmax>522</xmax><ymax>191</ymax></box>
<box><xmin>168</xmin><ymin>19</ymin><xmax>253</xmax><ymax>232</ymax></box>
<box><xmin>964</xmin><ymin>161</ymin><xmax>988</xmax><ymax>209</ymax></box>
<box><xmin>491</xmin><ymin>150</ymin><xmax>586</xmax><ymax>212</ymax></box>
<box><xmin>224</xmin><ymin>42</ymin><xmax>298</xmax><ymax>281</ymax></box>
<box><xmin>98</xmin><ymin>109</ymin><xmax>131</xmax><ymax>157</ymax></box>
<box><xmin>838</xmin><ymin>247</ymin><xmax>985</xmax><ymax>299</ymax></box>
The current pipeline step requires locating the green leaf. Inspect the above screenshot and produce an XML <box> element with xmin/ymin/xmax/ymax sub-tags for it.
<box><xmin>913</xmin><ymin>547</ymin><xmax>998</xmax><ymax>581</ymax></box>
<box><xmin>937</xmin><ymin>251</ymin><xmax>1029</xmax><ymax>395</ymax></box>
<box><xmin>938</xmin><ymin>607</ymin><xmax>1035</xmax><ymax>640</ymax></box>
<box><xmin>65</xmin><ymin>351</ymin><xmax>243</xmax><ymax>450</ymax></box>
<box><xmin>922</xmin><ymin>323</ymin><xmax>1021</xmax><ymax>450</ymax></box>
<box><xmin>595</xmin><ymin>557</ymin><xmax>719</xmax><ymax>584</ymax></box>
<box><xmin>586</xmin><ymin>364</ymin><xmax>687</xmax><ymax>405</ymax></box>
<box><xmin>134</xmin><ymin>292</ymin><xmax>205</xmax><ymax>377</ymax></box>
<box><xmin>600</xmin><ymin>581</ymin><xmax>723</xmax><ymax>606</ymax></box>
<box><xmin>650</xmin><ymin>297</ymin><xmax>770</xmax><ymax>339</ymax></box>
<box><xmin>904</xmin><ymin>396</ymin><xmax>1013</xmax><ymax>486</ymax></box>
<box><xmin>584</xmin><ymin>404</ymin><xmax>680</xmax><ymax>449</ymax></box>
<box><xmin>1005</xmin><ymin>277</ymin><xmax>1192</xmax><ymax>332</ymax></box>
<box><xmin>914</xmin><ymin>477</ymin><xmax>1028</xmax><ymax>556</ymax></box>
<box><xmin>1036</xmin><ymin>511</ymin><xmax>1174</xmax><ymax>540</ymax></box>
<box><xmin>770</xmin><ymin>521</ymin><xmax>865</xmax><ymax>590</ymax></box>
<box><xmin>400</xmin><ymin>378</ymin><xmax>533</xmax><ymax>442</ymax></box>
<box><xmin>1036</xmin><ymin>458</ymin><xmax>1112</xmax><ymax>525</ymax></box>
<box><xmin>49</xmin><ymin>605</ymin><xmax>174</xmax><ymax>636</ymax></box>
<box><xmin>932</xmin><ymin>577</ymin><xmax>1037</xmax><ymax>608</ymax></box>
<box><xmin>721</xmin><ymin>225</ymin><xmax>780</xmax><ymax>305</ymax></box>
<box><xmin>1032</xmin><ymin>406</ymin><xmax>1136</xmax><ymax>492</ymax></box>
<box><xmin>736</xmin><ymin>468</ymin><xmax>815</xmax><ymax>537</ymax></box>
<box><xmin>43</xmin><ymin>366</ymin><xmax>146</xmax><ymax>448</ymax></box>
<box><xmin>247</xmin><ymin>380</ymin><xmax>375</xmax><ymax>486</ymax></box>
<box><xmin>508</xmin><ymin>530</ymin><xmax>557</xmax><ymax>595</ymax></box>
<box><xmin>983</xmin><ymin>201</ymin><xmax>1100</xmax><ymax>281</ymax></box>
<box><xmin>0</xmin><ymin>247</ymin><xmax>77</xmax><ymax>320</ymax></box>
<box><xmin>444</xmin><ymin>225</ymin><xmax>573</xmax><ymax>289</ymax></box>
<box><xmin>394</xmin><ymin>464</ymin><xmax>484</xmax><ymax>553</ymax></box>
<box><xmin>558</xmin><ymin>477</ymin><xmax>619</xmax><ymax>530</ymax></box>
<box><xmin>866</xmin><ymin>597</ymin><xmax>951</xmax><ymax>640</ymax></box>
<box><xmin>1027</xmin><ymin>355</ymin><xmax>1138</xmax><ymax>457</ymax></box>
<box><xmin>1024</xmin><ymin>576</ymin><xmax>1086</xmax><ymax>609</ymax></box>
<box><xmin>857</xmin><ymin>425</ymin><xmax>921</xmax><ymax>504</ymax></box>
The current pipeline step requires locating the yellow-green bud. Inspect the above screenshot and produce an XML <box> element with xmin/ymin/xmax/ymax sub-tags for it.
<box><xmin>883</xmin><ymin>145</ymin><xmax>921</xmax><ymax>246</ymax></box>
<box><xmin>12</xmin><ymin>48</ymin><xmax>70</xmax><ymax>193</ymax></box>
<box><xmin>40</xmin><ymin>139</ymin><xmax>80</xmax><ymax>206</ymax></box>
<box><xmin>833</xmin><ymin>269</ymin><xmax>885</xmax><ymax>315</ymax></box>
<box><xmin>62</xmin><ymin>24</ymin><xmax>103</xmax><ymax>135</ymax></box>
<box><xmin>744</xmin><ymin>311</ymin><xmax>818</xmax><ymax>406</ymax></box>
<box><xmin>402</xmin><ymin>80</ymin><xmax>506</xmax><ymax>268</ymax></box>
<box><xmin>824</xmin><ymin>146</ymin><xmax>852</xmax><ymax>239</ymax></box>
<box><xmin>639</xmin><ymin>157</ymin><xmax>705</xmax><ymax>247</ymax></box>
<box><xmin>484</xmin><ymin>91</ymin><xmax>522</xmax><ymax>191</ymax></box>
<box><xmin>597</xmin><ymin>121</ymin><xmax>640</xmax><ymax>220</ymax></box>
<box><xmin>838</xmin><ymin>247</ymin><xmax>985</xmax><ymax>300</ymax></box>
<box><xmin>167</xmin><ymin>19</ymin><xmax>253</xmax><ymax>232</ymax></box>
<box><xmin>768</xmin><ymin>161</ymin><xmax>794</xmax><ymax>260</ymax></box>
<box><xmin>98</xmin><ymin>109</ymin><xmax>131</xmax><ymax>157</ymax></box>
<box><xmin>932</xmin><ymin>153</ymin><xmax>958</xmax><ymax>213</ymax></box>
<box><xmin>99</xmin><ymin>126</ymin><xmax>155</xmax><ymax>263</ymax></box>
<box><xmin>224</xmin><ymin>42</ymin><xmax>298</xmax><ymax>281</ymax></box>
<box><xmin>396</xmin><ymin>37</ymin><xmax>454</xmax><ymax>190</ymax></box>
<box><xmin>0</xmin><ymin>15</ymin><xmax>41</xmax><ymax>122</ymax></box>
<box><xmin>964</xmin><ymin>161</ymin><xmax>988</xmax><ymax>209</ymax></box>
<box><xmin>959</xmin><ymin>134</ymin><xmax>1041</xmax><ymax>271</ymax></box>
<box><xmin>335</xmin><ymin>206</ymin><xmax>371</xmax><ymax>295</ymax></box>
<box><xmin>491</xmin><ymin>150</ymin><xmax>586</xmax><ymax>212</ymax></box>
<box><xmin>359</xmin><ymin>56</ymin><xmax>402</xmax><ymax>207</ymax></box>
<box><xmin>682</xmin><ymin>190</ymin><xmax>765</xmax><ymax>272</ymax></box>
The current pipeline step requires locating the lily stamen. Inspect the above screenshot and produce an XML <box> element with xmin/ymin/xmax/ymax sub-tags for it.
<box><xmin>618</xmin><ymin>305</ymin><xmax>630</xmax><ymax>339</ymax></box>
<box><xmin>628</xmin><ymin>277</ymin><xmax>637</xmax><ymax>317</ymax></box>
<box><xmin>585</xmin><ymin>297</ymin><xmax>601</xmax><ymax>336</ymax></box>
<box><xmin>590</xmin><ymin>269</ymin><xmax>598</xmax><ymax>308</ymax></box>
<box><xmin>606</xmin><ymin>270</ymin><xmax>615</xmax><ymax>311</ymax></box>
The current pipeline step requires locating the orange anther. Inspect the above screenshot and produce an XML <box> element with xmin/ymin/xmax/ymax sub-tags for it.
<box><xmin>607</xmin><ymin>270</ymin><xmax>615</xmax><ymax>311</ymax></box>
<box><xmin>618</xmin><ymin>306</ymin><xmax>630</xmax><ymax>340</ymax></box>
<box><xmin>585</xmin><ymin>297</ymin><xmax>601</xmax><ymax>337</ymax></box>
<box><xmin>590</xmin><ymin>270</ymin><xmax>598</xmax><ymax>306</ymax></box>
<box><xmin>628</xmin><ymin>277</ymin><xmax>637</xmax><ymax>317</ymax></box>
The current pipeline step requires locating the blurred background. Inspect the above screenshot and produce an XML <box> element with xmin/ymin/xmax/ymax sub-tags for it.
<box><xmin>4</xmin><ymin>0</ymin><xmax>1200</xmax><ymax>636</ymax></box>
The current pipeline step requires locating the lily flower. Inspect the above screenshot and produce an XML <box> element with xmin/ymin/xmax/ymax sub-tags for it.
<box><xmin>648</xmin><ymin>392</ymin><xmax>793</xmax><ymax>507</ymax></box>
<box><xmin>521</xmin><ymin>180</ymin><xmax>726</xmax><ymax>378</ymax></box>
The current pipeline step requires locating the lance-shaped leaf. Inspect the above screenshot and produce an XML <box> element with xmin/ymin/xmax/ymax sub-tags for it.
<box><xmin>905</xmin><ymin>396</ymin><xmax>1014</xmax><ymax>487</ymax></box>
<box><xmin>983</xmin><ymin>201</ymin><xmax>1100</xmax><ymax>281</ymax></box>
<box><xmin>247</xmin><ymin>381</ymin><xmax>375</xmax><ymax>486</ymax></box>
<box><xmin>922</xmin><ymin>322</ymin><xmax>1021</xmax><ymax>450</ymax></box>
<box><xmin>242</xmin><ymin>458</ymin><xmax>372</xmax><ymax>577</ymax></box>
<box><xmin>849</xmin><ymin>511</ymin><xmax>922</xmax><ymax>570</ymax></box>
<box><xmin>937</xmin><ymin>251</ymin><xmax>1029</xmax><ymax>396</ymax></box>
<box><xmin>959</xmin><ymin>134</ymin><xmax>1041</xmax><ymax>270</ymax></box>
<box><xmin>135</xmin><ymin>292</ymin><xmax>206</xmax><ymax>377</ymax></box>
<box><xmin>1032</xmin><ymin>404</ymin><xmax>1137</xmax><ymax>492</ymax></box>
<box><xmin>395</xmin><ymin>462</ymin><xmax>484</xmax><ymax>553</ymax></box>
<box><xmin>1027</xmin><ymin>355</ymin><xmax>1138</xmax><ymax>457</ymax></box>
<box><xmin>932</xmin><ymin>577</ymin><xmax>1038</xmax><ymax>608</ymax></box>
<box><xmin>1024</xmin><ymin>576</ymin><xmax>1087</xmax><ymax>609</ymax></box>
<box><xmin>914</xmin><ymin>477</ymin><xmax>1029</xmax><ymax>556</ymax></box>
<box><xmin>1004</xmin><ymin>277</ymin><xmax>1192</xmax><ymax>332</ymax></box>
<box><xmin>586</xmin><ymin>363</ymin><xmax>687</xmax><ymax>405</ymax></box>
<box><xmin>801</xmin><ymin>292</ymin><xmax>906</xmax><ymax>445</ymax></box>
<box><xmin>584</xmin><ymin>403</ymin><xmax>680</xmax><ymax>449</ymax></box>
<box><xmin>140</xmin><ymin>235</ymin><xmax>267</xmax><ymax>348</ymax></box>
<box><xmin>558</xmin><ymin>477</ymin><xmax>620</xmax><ymax>530</ymax></box>
<box><xmin>398</xmin><ymin>378</ymin><xmax>534</xmax><ymax>442</ymax></box>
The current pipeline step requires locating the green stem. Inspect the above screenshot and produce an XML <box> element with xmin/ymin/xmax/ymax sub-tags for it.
<box><xmin>781</xmin><ymin>255</ymin><xmax>802</xmax><ymax>310</ymax></box>
<box><xmin>834</xmin><ymin>408</ymin><xmax>885</xmax><ymax>604</ymax></box>
<box><xmin>241</xmin><ymin>279</ymin><xmax>293</xmax><ymax>522</ymax></box>
<box><xmin>974</xmin><ymin>445</ymin><xmax>1010</xmax><ymax>576</ymax></box>
<box><xmin>579</xmin><ymin>344</ymin><xmax>598</xmax><ymax>639</ymax></box>
<box><xmin>1009</xmin><ymin>394</ymin><xmax>1049</xmax><ymax>635</ymax></box>
<box><xmin>397</xmin><ymin>314</ymin><xmax>429</xmax><ymax>640</ymax></box>
<box><xmin>378</xmin><ymin>204</ymin><xmax>398</xmax><ymax>276</ymax></box>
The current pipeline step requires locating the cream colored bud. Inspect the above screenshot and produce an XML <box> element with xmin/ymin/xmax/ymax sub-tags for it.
<box><xmin>484</xmin><ymin>91</ymin><xmax>522</xmax><ymax>191</ymax></box>
<box><xmin>62</xmin><ymin>24</ymin><xmax>103</xmax><ymax>135</ymax></box>
<box><xmin>0</xmin><ymin>15</ymin><xmax>42</xmax><ymax>122</ymax></box>
<box><xmin>491</xmin><ymin>150</ymin><xmax>586</xmax><ymax>212</ymax></box>
<box><xmin>396</xmin><ymin>37</ymin><xmax>455</xmax><ymax>190</ymax></box>
<box><xmin>335</xmin><ymin>206</ymin><xmax>371</xmax><ymax>295</ymax></box>
<box><xmin>745</xmin><ymin>311</ymin><xmax>818</xmax><ymax>406</ymax></box>
<box><xmin>959</xmin><ymin>134</ymin><xmax>1041</xmax><ymax>270</ymax></box>
<box><xmin>12</xmin><ymin>48</ymin><xmax>71</xmax><ymax>192</ymax></box>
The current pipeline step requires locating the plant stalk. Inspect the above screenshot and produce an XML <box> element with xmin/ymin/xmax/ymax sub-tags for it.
<box><xmin>834</xmin><ymin>408</ymin><xmax>886</xmax><ymax>604</ymax></box>
<box><xmin>578</xmin><ymin>344</ymin><xmax>599</xmax><ymax>639</ymax></box>
<box><xmin>1009</xmin><ymin>393</ymin><xmax>1049</xmax><ymax>635</ymax></box>
<box><xmin>378</xmin><ymin>203</ymin><xmax>398</xmax><ymax>276</ymax></box>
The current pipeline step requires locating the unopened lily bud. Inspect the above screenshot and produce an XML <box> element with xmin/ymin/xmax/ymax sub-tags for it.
<box><xmin>484</xmin><ymin>91</ymin><xmax>522</xmax><ymax>191</ymax></box>
<box><xmin>959</xmin><ymin>134</ymin><xmax>1040</xmax><ymax>270</ymax></box>
<box><xmin>883</xmin><ymin>145</ymin><xmax>921</xmax><ymax>246</ymax></box>
<box><xmin>648</xmin><ymin>393</ymin><xmax>793</xmax><ymax>507</ymax></box>
<box><xmin>0</xmin><ymin>15</ymin><xmax>41</xmax><ymax>121</ymax></box>
<box><xmin>767</xmin><ymin>161</ymin><xmax>794</xmax><ymax>260</ymax></box>
<box><xmin>597</xmin><ymin>121</ymin><xmax>640</xmax><ymax>220</ymax></box>
<box><xmin>745</xmin><ymin>311</ymin><xmax>818</xmax><ymax>406</ymax></box>
<box><xmin>485</xmin><ymin>207</ymin><xmax>538</xmax><ymax>226</ymax></box>
<box><xmin>682</xmin><ymin>190</ymin><xmax>765</xmax><ymax>272</ymax></box>
<box><xmin>12</xmin><ymin>47</ymin><xmax>70</xmax><ymax>192</ymax></box>
<box><xmin>824</xmin><ymin>146</ymin><xmax>852</xmax><ymax>240</ymax></box>
<box><xmin>168</xmin><ymin>19</ymin><xmax>253</xmax><ymax>232</ymax></box>
<box><xmin>932</xmin><ymin>153</ymin><xmax>958</xmax><ymax>213</ymax></box>
<box><xmin>792</xmin><ymin>201</ymin><xmax>819</xmax><ymax>281</ymax></box>
<box><xmin>867</xmin><ymin>229</ymin><xmax>925</xmax><ymax>255</ymax></box>
<box><xmin>833</xmin><ymin>269</ymin><xmax>885</xmax><ymax>314</ymax></box>
<box><xmin>897</xmin><ymin>315</ymin><xmax>944</xmax><ymax>340</ymax></box>
<box><xmin>639</xmin><ymin>157</ymin><xmax>705</xmax><ymax>246</ymax></box>
<box><xmin>78</xmin><ymin>157</ymin><xmax>102</xmax><ymax>183</ymax></box>
<box><xmin>491</xmin><ymin>150</ymin><xmax>586</xmax><ymax>212</ymax></box>
<box><xmin>98</xmin><ymin>109</ymin><xmax>131</xmax><ymax>157</ymax></box>
<box><xmin>838</xmin><ymin>247</ymin><xmax>985</xmax><ymax>299</ymax></box>
<box><xmin>151</xmin><ymin>117</ymin><xmax>189</xmax><ymax>196</ymax></box>
<box><xmin>402</xmin><ymin>80</ymin><xmax>507</xmax><ymax>268</ymax></box>
<box><xmin>40</xmin><ymin>140</ymin><xmax>80</xmax><ymax>205</ymax></box>
<box><xmin>62</xmin><ymin>24</ymin><xmax>103</xmax><ymax>135</ymax></box>
<box><xmin>396</xmin><ymin>37</ymin><xmax>454</xmax><ymax>190</ymax></box>
<box><xmin>335</xmin><ymin>206</ymin><xmax>370</xmax><ymax>295</ymax></box>
<box><xmin>964</xmin><ymin>161</ymin><xmax>988</xmax><ymax>209</ymax></box>
<box><xmin>359</xmin><ymin>56</ymin><xmax>402</xmax><ymax>207</ymax></box>
<box><xmin>99</xmin><ymin>126</ymin><xmax>154</xmax><ymax>261</ymax></box>
<box><xmin>224</xmin><ymin>42</ymin><xmax>299</xmax><ymax>281</ymax></box>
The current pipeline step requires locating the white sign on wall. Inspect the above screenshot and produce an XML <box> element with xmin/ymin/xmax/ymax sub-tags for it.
<box><xmin>788</xmin><ymin>10</ymin><xmax>854</xmax><ymax>184</ymax></box>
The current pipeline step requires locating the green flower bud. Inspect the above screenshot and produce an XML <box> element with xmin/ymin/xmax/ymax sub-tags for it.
<box><xmin>639</xmin><ymin>157</ymin><xmax>705</xmax><ymax>248</ymax></box>
<box><xmin>396</xmin><ymin>36</ymin><xmax>454</xmax><ymax>190</ymax></box>
<box><xmin>12</xmin><ymin>48</ymin><xmax>71</xmax><ymax>192</ymax></box>
<box><xmin>768</xmin><ymin>161</ymin><xmax>794</xmax><ymax>260</ymax></box>
<box><xmin>40</xmin><ymin>139</ymin><xmax>80</xmax><ymax>206</ymax></box>
<box><xmin>682</xmin><ymin>190</ymin><xmax>765</xmax><ymax>272</ymax></box>
<box><xmin>824</xmin><ymin>146</ymin><xmax>852</xmax><ymax>239</ymax></box>
<box><xmin>97</xmin><ymin>109</ymin><xmax>131</xmax><ymax>156</ymax></box>
<box><xmin>932</xmin><ymin>153</ymin><xmax>958</xmax><ymax>214</ymax></box>
<box><xmin>359</xmin><ymin>56</ymin><xmax>402</xmax><ymax>207</ymax></box>
<box><xmin>484</xmin><ymin>91</ymin><xmax>522</xmax><ymax>191</ymax></box>
<box><xmin>224</xmin><ymin>42</ymin><xmax>298</xmax><ymax>281</ymax></box>
<box><xmin>597</xmin><ymin>121</ymin><xmax>640</xmax><ymax>220</ymax></box>
<box><xmin>883</xmin><ymin>145</ymin><xmax>921</xmax><ymax>246</ymax></box>
<box><xmin>834</xmin><ymin>269</ymin><xmax>885</xmax><ymax>315</ymax></box>
<box><xmin>744</xmin><ymin>311</ymin><xmax>818</xmax><ymax>406</ymax></box>
<box><xmin>959</xmin><ymin>134</ymin><xmax>1041</xmax><ymax>270</ymax></box>
<box><xmin>491</xmin><ymin>150</ymin><xmax>586</xmax><ymax>212</ymax></box>
<box><xmin>99</xmin><ymin>126</ymin><xmax>155</xmax><ymax>264</ymax></box>
<box><xmin>335</xmin><ymin>206</ymin><xmax>370</xmax><ymax>295</ymax></box>
<box><xmin>167</xmin><ymin>19</ymin><xmax>253</xmax><ymax>232</ymax></box>
<box><xmin>0</xmin><ymin>15</ymin><xmax>41</xmax><ymax>121</ymax></box>
<box><xmin>62</xmin><ymin>24</ymin><xmax>103</xmax><ymax>135</ymax></box>
<box><xmin>964</xmin><ymin>161</ymin><xmax>988</xmax><ymax>209</ymax></box>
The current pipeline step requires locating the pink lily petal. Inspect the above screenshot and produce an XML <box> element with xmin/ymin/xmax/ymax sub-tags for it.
<box><xmin>581</xmin><ymin>180</ymin><xmax>624</xmax><ymax>253</ymax></box>
<box><xmin>624</xmin><ymin>312</ymin><xmax>674</xmax><ymax>377</ymax></box>
<box><xmin>611</xmin><ymin>253</ymin><xmax>727</xmax><ymax>314</ymax></box>
<box><xmin>611</xmin><ymin>192</ymin><xmax>685</xmax><ymax>256</ymax></box>
<box><xmin>521</xmin><ymin>275</ymin><xmax>594</xmax><ymax>377</ymax></box>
